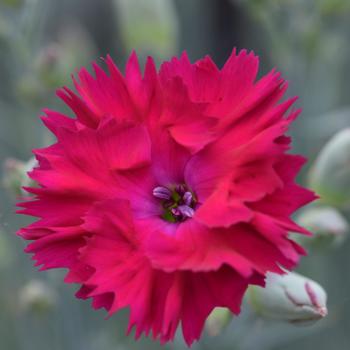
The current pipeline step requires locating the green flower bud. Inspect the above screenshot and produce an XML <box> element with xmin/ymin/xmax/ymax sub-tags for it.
<box><xmin>309</xmin><ymin>129</ymin><xmax>350</xmax><ymax>208</ymax></box>
<box><xmin>35</xmin><ymin>44</ymin><xmax>63</xmax><ymax>88</ymax></box>
<box><xmin>248</xmin><ymin>271</ymin><xmax>327</xmax><ymax>325</ymax></box>
<box><xmin>2</xmin><ymin>158</ymin><xmax>26</xmax><ymax>196</ymax></box>
<box><xmin>2</xmin><ymin>157</ymin><xmax>37</xmax><ymax>196</ymax></box>
<box><xmin>19</xmin><ymin>280</ymin><xmax>57</xmax><ymax>314</ymax></box>
<box><xmin>205</xmin><ymin>307</ymin><xmax>232</xmax><ymax>337</ymax></box>
<box><xmin>295</xmin><ymin>206</ymin><xmax>348</xmax><ymax>249</ymax></box>
<box><xmin>114</xmin><ymin>0</ymin><xmax>178</xmax><ymax>58</ymax></box>
<box><xmin>17</xmin><ymin>26</ymin><xmax>96</xmax><ymax>103</ymax></box>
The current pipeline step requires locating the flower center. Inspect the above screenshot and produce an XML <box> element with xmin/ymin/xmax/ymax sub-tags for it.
<box><xmin>153</xmin><ymin>184</ymin><xmax>196</xmax><ymax>223</ymax></box>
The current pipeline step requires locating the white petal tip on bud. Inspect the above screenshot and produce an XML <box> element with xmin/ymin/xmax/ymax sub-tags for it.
<box><xmin>316</xmin><ymin>306</ymin><xmax>328</xmax><ymax>318</ymax></box>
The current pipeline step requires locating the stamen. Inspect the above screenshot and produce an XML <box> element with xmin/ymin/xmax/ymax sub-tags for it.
<box><xmin>171</xmin><ymin>208</ymin><xmax>181</xmax><ymax>216</ymax></box>
<box><xmin>177</xmin><ymin>205</ymin><xmax>194</xmax><ymax>218</ymax></box>
<box><xmin>183</xmin><ymin>192</ymin><xmax>193</xmax><ymax>206</ymax></box>
<box><xmin>176</xmin><ymin>184</ymin><xmax>187</xmax><ymax>195</ymax></box>
<box><xmin>153</xmin><ymin>186</ymin><xmax>172</xmax><ymax>200</ymax></box>
<box><xmin>153</xmin><ymin>184</ymin><xmax>196</xmax><ymax>222</ymax></box>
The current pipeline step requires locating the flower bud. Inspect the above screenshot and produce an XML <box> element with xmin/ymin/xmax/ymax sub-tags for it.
<box><xmin>19</xmin><ymin>280</ymin><xmax>57</xmax><ymax>314</ymax></box>
<box><xmin>2</xmin><ymin>157</ymin><xmax>37</xmax><ymax>196</ymax></box>
<box><xmin>247</xmin><ymin>271</ymin><xmax>327</xmax><ymax>325</ymax></box>
<box><xmin>2</xmin><ymin>158</ymin><xmax>26</xmax><ymax>196</ymax></box>
<box><xmin>114</xmin><ymin>0</ymin><xmax>178</xmax><ymax>58</ymax></box>
<box><xmin>295</xmin><ymin>206</ymin><xmax>348</xmax><ymax>249</ymax></box>
<box><xmin>309</xmin><ymin>129</ymin><xmax>350</xmax><ymax>208</ymax></box>
<box><xmin>205</xmin><ymin>307</ymin><xmax>232</xmax><ymax>337</ymax></box>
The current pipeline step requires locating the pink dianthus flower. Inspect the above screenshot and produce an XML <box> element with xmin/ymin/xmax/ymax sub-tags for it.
<box><xmin>18</xmin><ymin>50</ymin><xmax>316</xmax><ymax>345</ymax></box>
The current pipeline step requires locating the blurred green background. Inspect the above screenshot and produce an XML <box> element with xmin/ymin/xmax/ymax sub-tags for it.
<box><xmin>1</xmin><ymin>0</ymin><xmax>350</xmax><ymax>349</ymax></box>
